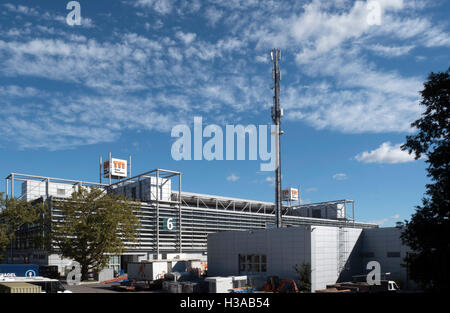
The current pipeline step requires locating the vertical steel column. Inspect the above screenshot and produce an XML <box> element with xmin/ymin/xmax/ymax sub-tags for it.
<box><xmin>6</xmin><ymin>178</ymin><xmax>9</xmax><ymax>199</ymax></box>
<box><xmin>100</xmin><ymin>155</ymin><xmax>102</xmax><ymax>184</ymax></box>
<box><xmin>178</xmin><ymin>173</ymin><xmax>182</xmax><ymax>254</ymax></box>
<box><xmin>156</xmin><ymin>169</ymin><xmax>159</xmax><ymax>259</ymax></box>
<box><xmin>271</xmin><ymin>49</ymin><xmax>283</xmax><ymax>228</ymax></box>
<box><xmin>11</xmin><ymin>174</ymin><xmax>14</xmax><ymax>199</ymax></box>
<box><xmin>9</xmin><ymin>173</ymin><xmax>14</xmax><ymax>263</ymax></box>
<box><xmin>108</xmin><ymin>152</ymin><xmax>112</xmax><ymax>186</ymax></box>
<box><xmin>45</xmin><ymin>179</ymin><xmax>49</xmax><ymax>200</ymax></box>
<box><xmin>129</xmin><ymin>154</ymin><xmax>132</xmax><ymax>178</ymax></box>
<box><xmin>352</xmin><ymin>201</ymin><xmax>355</xmax><ymax>227</ymax></box>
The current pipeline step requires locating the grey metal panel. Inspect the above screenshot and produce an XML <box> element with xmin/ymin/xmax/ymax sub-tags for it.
<box><xmin>48</xmin><ymin>197</ymin><xmax>376</xmax><ymax>255</ymax></box>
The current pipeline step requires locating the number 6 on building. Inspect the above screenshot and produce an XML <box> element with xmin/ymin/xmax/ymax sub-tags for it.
<box><xmin>162</xmin><ymin>217</ymin><xmax>176</xmax><ymax>231</ymax></box>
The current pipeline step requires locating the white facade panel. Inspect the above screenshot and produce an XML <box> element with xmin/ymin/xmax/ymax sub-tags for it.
<box><xmin>208</xmin><ymin>226</ymin><xmax>365</xmax><ymax>292</ymax></box>
<box><xmin>310</xmin><ymin>226</ymin><xmax>362</xmax><ymax>291</ymax></box>
<box><xmin>360</xmin><ymin>227</ymin><xmax>416</xmax><ymax>289</ymax></box>
<box><xmin>208</xmin><ymin>227</ymin><xmax>312</xmax><ymax>289</ymax></box>
<box><xmin>291</xmin><ymin>203</ymin><xmax>346</xmax><ymax>220</ymax></box>
<box><xmin>111</xmin><ymin>177</ymin><xmax>171</xmax><ymax>202</ymax></box>
<box><xmin>21</xmin><ymin>181</ymin><xmax>83</xmax><ymax>202</ymax></box>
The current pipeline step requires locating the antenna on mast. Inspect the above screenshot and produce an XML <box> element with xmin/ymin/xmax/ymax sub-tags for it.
<box><xmin>271</xmin><ymin>48</ymin><xmax>283</xmax><ymax>228</ymax></box>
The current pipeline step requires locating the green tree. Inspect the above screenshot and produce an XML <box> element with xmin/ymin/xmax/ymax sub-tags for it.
<box><xmin>0</xmin><ymin>192</ymin><xmax>40</xmax><ymax>261</ymax></box>
<box><xmin>0</xmin><ymin>225</ymin><xmax>8</xmax><ymax>261</ymax></box>
<box><xmin>0</xmin><ymin>194</ymin><xmax>7</xmax><ymax>257</ymax></box>
<box><xmin>52</xmin><ymin>188</ymin><xmax>141</xmax><ymax>280</ymax></box>
<box><xmin>400</xmin><ymin>67</ymin><xmax>449</xmax><ymax>291</ymax></box>
<box><xmin>294</xmin><ymin>262</ymin><xmax>311</xmax><ymax>292</ymax></box>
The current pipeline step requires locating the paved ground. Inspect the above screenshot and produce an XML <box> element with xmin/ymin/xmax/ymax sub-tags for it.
<box><xmin>63</xmin><ymin>282</ymin><xmax>163</xmax><ymax>293</ymax></box>
<box><xmin>64</xmin><ymin>282</ymin><xmax>120</xmax><ymax>293</ymax></box>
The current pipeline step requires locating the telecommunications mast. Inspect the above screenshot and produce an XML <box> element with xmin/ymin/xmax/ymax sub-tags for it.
<box><xmin>271</xmin><ymin>49</ymin><xmax>283</xmax><ymax>228</ymax></box>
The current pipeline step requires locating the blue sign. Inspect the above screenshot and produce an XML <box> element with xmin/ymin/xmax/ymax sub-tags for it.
<box><xmin>0</xmin><ymin>264</ymin><xmax>39</xmax><ymax>277</ymax></box>
<box><xmin>25</xmin><ymin>269</ymin><xmax>37</xmax><ymax>277</ymax></box>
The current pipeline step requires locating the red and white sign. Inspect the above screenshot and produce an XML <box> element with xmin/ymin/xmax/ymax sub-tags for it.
<box><xmin>282</xmin><ymin>188</ymin><xmax>299</xmax><ymax>202</ymax></box>
<box><xmin>104</xmin><ymin>158</ymin><xmax>127</xmax><ymax>179</ymax></box>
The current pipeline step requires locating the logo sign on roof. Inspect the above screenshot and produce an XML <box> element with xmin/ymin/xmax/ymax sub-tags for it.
<box><xmin>282</xmin><ymin>188</ymin><xmax>299</xmax><ymax>202</ymax></box>
<box><xmin>104</xmin><ymin>158</ymin><xmax>128</xmax><ymax>179</ymax></box>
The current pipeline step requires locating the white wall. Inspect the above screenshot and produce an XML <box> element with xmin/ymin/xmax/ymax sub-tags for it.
<box><xmin>310</xmin><ymin>226</ymin><xmax>362</xmax><ymax>291</ymax></box>
<box><xmin>208</xmin><ymin>227</ymin><xmax>312</xmax><ymax>282</ymax></box>
<box><xmin>360</xmin><ymin>227</ymin><xmax>415</xmax><ymax>289</ymax></box>
<box><xmin>208</xmin><ymin>226</ymin><xmax>367</xmax><ymax>291</ymax></box>
<box><xmin>21</xmin><ymin>181</ymin><xmax>81</xmax><ymax>202</ymax></box>
<box><xmin>291</xmin><ymin>203</ymin><xmax>346</xmax><ymax>220</ymax></box>
<box><xmin>111</xmin><ymin>177</ymin><xmax>171</xmax><ymax>202</ymax></box>
<box><xmin>48</xmin><ymin>254</ymin><xmax>77</xmax><ymax>276</ymax></box>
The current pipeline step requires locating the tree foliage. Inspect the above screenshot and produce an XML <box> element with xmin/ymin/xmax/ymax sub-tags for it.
<box><xmin>0</xmin><ymin>192</ymin><xmax>40</xmax><ymax>260</ymax></box>
<box><xmin>294</xmin><ymin>262</ymin><xmax>311</xmax><ymax>292</ymax></box>
<box><xmin>52</xmin><ymin>188</ymin><xmax>141</xmax><ymax>280</ymax></box>
<box><xmin>400</xmin><ymin>67</ymin><xmax>449</xmax><ymax>291</ymax></box>
<box><xmin>0</xmin><ymin>224</ymin><xmax>8</xmax><ymax>261</ymax></box>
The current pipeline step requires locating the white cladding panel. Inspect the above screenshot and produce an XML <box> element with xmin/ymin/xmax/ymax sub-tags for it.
<box><xmin>291</xmin><ymin>203</ymin><xmax>346</xmax><ymax>220</ymax></box>
<box><xmin>310</xmin><ymin>226</ymin><xmax>362</xmax><ymax>291</ymax></box>
<box><xmin>207</xmin><ymin>227</ymin><xmax>312</xmax><ymax>288</ymax></box>
<box><xmin>21</xmin><ymin>181</ymin><xmax>83</xmax><ymax>202</ymax></box>
<box><xmin>111</xmin><ymin>177</ymin><xmax>171</xmax><ymax>202</ymax></box>
<box><xmin>208</xmin><ymin>226</ymin><xmax>363</xmax><ymax>292</ymax></box>
<box><xmin>360</xmin><ymin>227</ymin><xmax>415</xmax><ymax>289</ymax></box>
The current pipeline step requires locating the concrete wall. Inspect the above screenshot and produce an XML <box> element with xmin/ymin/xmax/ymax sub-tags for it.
<box><xmin>311</xmin><ymin>226</ymin><xmax>362</xmax><ymax>291</ymax></box>
<box><xmin>208</xmin><ymin>227</ymin><xmax>311</xmax><ymax>282</ymax></box>
<box><xmin>359</xmin><ymin>227</ymin><xmax>415</xmax><ymax>289</ymax></box>
<box><xmin>208</xmin><ymin>226</ymin><xmax>365</xmax><ymax>292</ymax></box>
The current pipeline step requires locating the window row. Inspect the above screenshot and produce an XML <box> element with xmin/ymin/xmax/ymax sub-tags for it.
<box><xmin>239</xmin><ymin>254</ymin><xmax>267</xmax><ymax>274</ymax></box>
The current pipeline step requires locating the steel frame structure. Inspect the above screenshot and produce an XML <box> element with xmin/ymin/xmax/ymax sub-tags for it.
<box><xmin>109</xmin><ymin>169</ymin><xmax>182</xmax><ymax>255</ymax></box>
<box><xmin>4</xmin><ymin>173</ymin><xmax>108</xmax><ymax>200</ymax></box>
<box><xmin>287</xmin><ymin>200</ymin><xmax>356</xmax><ymax>224</ymax></box>
<box><xmin>5</xmin><ymin>171</ymin><xmax>375</xmax><ymax>259</ymax></box>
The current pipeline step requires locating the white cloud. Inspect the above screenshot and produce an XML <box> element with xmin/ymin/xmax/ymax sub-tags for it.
<box><xmin>255</xmin><ymin>54</ymin><xmax>268</xmax><ymax>63</ymax></box>
<box><xmin>355</xmin><ymin>142</ymin><xmax>416</xmax><ymax>164</ymax></box>
<box><xmin>369</xmin><ymin>213</ymin><xmax>401</xmax><ymax>225</ymax></box>
<box><xmin>0</xmin><ymin>93</ymin><xmax>187</xmax><ymax>150</ymax></box>
<box><xmin>0</xmin><ymin>29</ymin><xmax>266</xmax><ymax>150</ymax></box>
<box><xmin>175</xmin><ymin>31</ymin><xmax>197</xmax><ymax>45</ymax></box>
<box><xmin>283</xmin><ymin>47</ymin><xmax>423</xmax><ymax>133</ymax></box>
<box><xmin>305</xmin><ymin>187</ymin><xmax>318</xmax><ymax>193</ymax></box>
<box><xmin>1</xmin><ymin>0</ymin><xmax>448</xmax><ymax>151</ymax></box>
<box><xmin>134</xmin><ymin>0</ymin><xmax>174</xmax><ymax>14</ymax></box>
<box><xmin>332</xmin><ymin>173</ymin><xmax>348</xmax><ymax>181</ymax></box>
<box><xmin>367</xmin><ymin>44</ymin><xmax>415</xmax><ymax>57</ymax></box>
<box><xmin>3</xmin><ymin>3</ymin><xmax>39</xmax><ymax>16</ymax></box>
<box><xmin>226</xmin><ymin>174</ymin><xmax>240</xmax><ymax>182</ymax></box>
<box><xmin>3</xmin><ymin>3</ymin><xmax>95</xmax><ymax>28</ymax></box>
<box><xmin>237</xmin><ymin>0</ymin><xmax>447</xmax><ymax>134</ymax></box>
<box><xmin>0</xmin><ymin>85</ymin><xmax>41</xmax><ymax>98</ymax></box>
<box><xmin>205</xmin><ymin>6</ymin><xmax>224</xmax><ymax>26</ymax></box>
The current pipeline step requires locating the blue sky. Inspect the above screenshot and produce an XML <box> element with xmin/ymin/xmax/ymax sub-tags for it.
<box><xmin>0</xmin><ymin>0</ymin><xmax>448</xmax><ymax>226</ymax></box>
